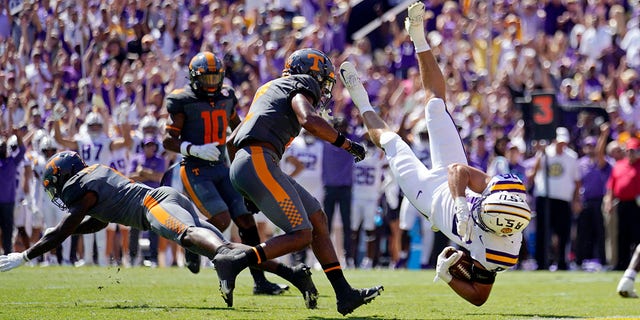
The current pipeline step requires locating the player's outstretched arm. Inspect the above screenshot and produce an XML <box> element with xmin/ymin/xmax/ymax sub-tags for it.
<box><xmin>291</xmin><ymin>92</ymin><xmax>366</xmax><ymax>162</ymax></box>
<box><xmin>0</xmin><ymin>193</ymin><xmax>96</xmax><ymax>271</ymax></box>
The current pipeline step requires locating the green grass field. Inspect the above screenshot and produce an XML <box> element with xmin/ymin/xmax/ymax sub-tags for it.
<box><xmin>0</xmin><ymin>265</ymin><xmax>638</xmax><ymax>319</ymax></box>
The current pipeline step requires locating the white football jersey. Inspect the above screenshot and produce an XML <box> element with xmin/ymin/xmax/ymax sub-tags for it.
<box><xmin>14</xmin><ymin>152</ymin><xmax>32</xmax><ymax>202</ymax></box>
<box><xmin>75</xmin><ymin>133</ymin><xmax>113</xmax><ymax>166</ymax></box>
<box><xmin>352</xmin><ymin>148</ymin><xmax>386</xmax><ymax>200</ymax></box>
<box><xmin>109</xmin><ymin>147</ymin><xmax>128</xmax><ymax>174</ymax></box>
<box><xmin>30</xmin><ymin>151</ymin><xmax>45</xmax><ymax>205</ymax></box>
<box><xmin>283</xmin><ymin>136</ymin><xmax>324</xmax><ymax>199</ymax></box>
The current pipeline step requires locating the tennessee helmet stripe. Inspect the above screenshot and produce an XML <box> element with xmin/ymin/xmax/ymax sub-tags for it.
<box><xmin>180</xmin><ymin>166</ymin><xmax>213</xmax><ymax>218</ymax></box>
<box><xmin>204</xmin><ymin>52</ymin><xmax>217</xmax><ymax>72</ymax></box>
<box><xmin>485</xmin><ymin>249</ymin><xmax>519</xmax><ymax>267</ymax></box>
<box><xmin>144</xmin><ymin>195</ymin><xmax>188</xmax><ymax>235</ymax></box>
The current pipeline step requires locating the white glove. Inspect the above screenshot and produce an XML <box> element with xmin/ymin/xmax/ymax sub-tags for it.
<box><xmin>455</xmin><ymin>196</ymin><xmax>473</xmax><ymax>242</ymax></box>
<box><xmin>181</xmin><ymin>141</ymin><xmax>221</xmax><ymax>162</ymax></box>
<box><xmin>434</xmin><ymin>246</ymin><xmax>461</xmax><ymax>283</ymax></box>
<box><xmin>0</xmin><ymin>252</ymin><xmax>29</xmax><ymax>272</ymax></box>
<box><xmin>51</xmin><ymin>103</ymin><xmax>67</xmax><ymax>121</ymax></box>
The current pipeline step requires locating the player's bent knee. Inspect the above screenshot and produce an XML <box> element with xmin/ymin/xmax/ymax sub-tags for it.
<box><xmin>180</xmin><ymin>227</ymin><xmax>198</xmax><ymax>247</ymax></box>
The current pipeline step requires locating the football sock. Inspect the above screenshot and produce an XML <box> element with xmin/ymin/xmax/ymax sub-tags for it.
<box><xmin>322</xmin><ymin>262</ymin><xmax>350</xmax><ymax>293</ymax></box>
<box><xmin>244</xmin><ymin>244</ymin><xmax>267</xmax><ymax>266</ymax></box>
<box><xmin>623</xmin><ymin>269</ymin><xmax>637</xmax><ymax>280</ymax></box>
<box><xmin>239</xmin><ymin>225</ymin><xmax>269</xmax><ymax>282</ymax></box>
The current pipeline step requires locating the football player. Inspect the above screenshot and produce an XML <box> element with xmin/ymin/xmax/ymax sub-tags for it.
<box><xmin>218</xmin><ymin>48</ymin><xmax>383</xmax><ymax>315</ymax></box>
<box><xmin>350</xmin><ymin>136</ymin><xmax>387</xmax><ymax>269</ymax></box>
<box><xmin>337</xmin><ymin>2</ymin><xmax>532</xmax><ymax>306</ymax></box>
<box><xmin>53</xmin><ymin>110</ymin><xmax>133</xmax><ymax>267</ymax></box>
<box><xmin>0</xmin><ymin>151</ymin><xmax>316</xmax><ymax>307</ymax></box>
<box><xmin>162</xmin><ymin>52</ymin><xmax>291</xmax><ymax>295</ymax></box>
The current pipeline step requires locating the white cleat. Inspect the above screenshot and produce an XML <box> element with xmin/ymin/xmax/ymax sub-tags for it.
<box><xmin>617</xmin><ymin>277</ymin><xmax>638</xmax><ymax>298</ymax></box>
<box><xmin>338</xmin><ymin>62</ymin><xmax>372</xmax><ymax>111</ymax></box>
<box><xmin>405</xmin><ymin>2</ymin><xmax>426</xmax><ymax>37</ymax></box>
<box><xmin>407</xmin><ymin>1</ymin><xmax>425</xmax><ymax>25</ymax></box>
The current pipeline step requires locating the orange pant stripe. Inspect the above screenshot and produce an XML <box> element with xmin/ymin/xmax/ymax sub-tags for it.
<box><xmin>180</xmin><ymin>165</ymin><xmax>212</xmax><ymax>218</ymax></box>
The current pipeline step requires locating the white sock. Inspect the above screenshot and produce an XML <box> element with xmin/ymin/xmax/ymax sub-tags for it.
<box><xmin>357</xmin><ymin>104</ymin><xmax>375</xmax><ymax>115</ymax></box>
<box><xmin>624</xmin><ymin>269</ymin><xmax>637</xmax><ymax>280</ymax></box>
<box><xmin>412</xmin><ymin>37</ymin><xmax>430</xmax><ymax>53</ymax></box>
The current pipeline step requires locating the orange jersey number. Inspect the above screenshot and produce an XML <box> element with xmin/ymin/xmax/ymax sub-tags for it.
<box><xmin>201</xmin><ymin>110</ymin><xmax>228</xmax><ymax>144</ymax></box>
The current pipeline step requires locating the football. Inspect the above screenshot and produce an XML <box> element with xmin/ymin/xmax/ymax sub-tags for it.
<box><xmin>446</xmin><ymin>249</ymin><xmax>473</xmax><ymax>281</ymax></box>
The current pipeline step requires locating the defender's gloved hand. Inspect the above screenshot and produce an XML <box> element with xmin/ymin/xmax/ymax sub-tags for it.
<box><xmin>181</xmin><ymin>142</ymin><xmax>221</xmax><ymax>162</ymax></box>
<box><xmin>0</xmin><ymin>252</ymin><xmax>29</xmax><ymax>272</ymax></box>
<box><xmin>347</xmin><ymin>140</ymin><xmax>366</xmax><ymax>163</ymax></box>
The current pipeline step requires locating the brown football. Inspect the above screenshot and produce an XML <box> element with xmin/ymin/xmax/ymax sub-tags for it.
<box><xmin>446</xmin><ymin>249</ymin><xmax>473</xmax><ymax>281</ymax></box>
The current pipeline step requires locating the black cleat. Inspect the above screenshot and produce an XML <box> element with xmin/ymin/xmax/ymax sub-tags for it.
<box><xmin>185</xmin><ymin>250</ymin><xmax>201</xmax><ymax>274</ymax></box>
<box><xmin>336</xmin><ymin>286</ymin><xmax>384</xmax><ymax>316</ymax></box>
<box><xmin>289</xmin><ymin>264</ymin><xmax>318</xmax><ymax>309</ymax></box>
<box><xmin>253</xmin><ymin>279</ymin><xmax>289</xmax><ymax>295</ymax></box>
<box><xmin>212</xmin><ymin>252</ymin><xmax>248</xmax><ymax>307</ymax></box>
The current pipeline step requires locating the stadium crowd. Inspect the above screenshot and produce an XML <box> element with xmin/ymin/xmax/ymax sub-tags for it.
<box><xmin>0</xmin><ymin>0</ymin><xmax>639</xmax><ymax>276</ymax></box>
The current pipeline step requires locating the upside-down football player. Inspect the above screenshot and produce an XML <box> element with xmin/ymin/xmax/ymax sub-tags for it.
<box><xmin>337</xmin><ymin>2</ymin><xmax>531</xmax><ymax>306</ymax></box>
<box><xmin>0</xmin><ymin>151</ymin><xmax>316</xmax><ymax>308</ymax></box>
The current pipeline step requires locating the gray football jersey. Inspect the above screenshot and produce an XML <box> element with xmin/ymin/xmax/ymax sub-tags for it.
<box><xmin>61</xmin><ymin>164</ymin><xmax>152</xmax><ymax>230</ymax></box>
<box><xmin>233</xmin><ymin>74</ymin><xmax>322</xmax><ymax>157</ymax></box>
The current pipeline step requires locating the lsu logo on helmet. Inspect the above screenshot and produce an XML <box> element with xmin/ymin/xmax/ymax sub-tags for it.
<box><xmin>477</xmin><ymin>191</ymin><xmax>531</xmax><ymax>236</ymax></box>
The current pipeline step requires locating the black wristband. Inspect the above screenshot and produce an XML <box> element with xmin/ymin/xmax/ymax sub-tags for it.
<box><xmin>471</xmin><ymin>264</ymin><xmax>496</xmax><ymax>284</ymax></box>
<box><xmin>332</xmin><ymin>133</ymin><xmax>346</xmax><ymax>147</ymax></box>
